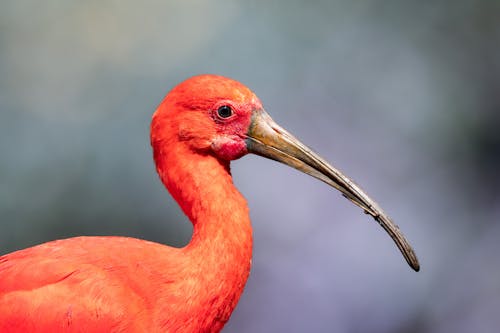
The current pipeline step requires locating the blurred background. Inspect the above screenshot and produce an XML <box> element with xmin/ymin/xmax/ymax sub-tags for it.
<box><xmin>1</xmin><ymin>1</ymin><xmax>499</xmax><ymax>332</ymax></box>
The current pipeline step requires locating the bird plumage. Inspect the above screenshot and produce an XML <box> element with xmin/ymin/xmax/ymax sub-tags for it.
<box><xmin>1</xmin><ymin>75</ymin><xmax>255</xmax><ymax>332</ymax></box>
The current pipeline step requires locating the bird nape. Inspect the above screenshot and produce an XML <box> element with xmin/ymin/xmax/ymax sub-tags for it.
<box><xmin>0</xmin><ymin>74</ymin><xmax>419</xmax><ymax>332</ymax></box>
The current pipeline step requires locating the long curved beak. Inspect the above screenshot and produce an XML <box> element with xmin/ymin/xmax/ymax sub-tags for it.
<box><xmin>246</xmin><ymin>109</ymin><xmax>420</xmax><ymax>271</ymax></box>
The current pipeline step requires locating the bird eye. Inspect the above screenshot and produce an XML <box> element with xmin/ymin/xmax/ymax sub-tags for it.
<box><xmin>216</xmin><ymin>105</ymin><xmax>234</xmax><ymax>119</ymax></box>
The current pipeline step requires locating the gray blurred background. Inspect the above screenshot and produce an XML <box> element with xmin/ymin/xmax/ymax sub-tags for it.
<box><xmin>1</xmin><ymin>1</ymin><xmax>499</xmax><ymax>332</ymax></box>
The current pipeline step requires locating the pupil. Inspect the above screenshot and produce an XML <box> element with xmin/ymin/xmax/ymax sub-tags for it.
<box><xmin>217</xmin><ymin>106</ymin><xmax>233</xmax><ymax>118</ymax></box>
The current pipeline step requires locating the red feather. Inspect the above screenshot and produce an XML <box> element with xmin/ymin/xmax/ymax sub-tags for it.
<box><xmin>1</xmin><ymin>75</ymin><xmax>256</xmax><ymax>332</ymax></box>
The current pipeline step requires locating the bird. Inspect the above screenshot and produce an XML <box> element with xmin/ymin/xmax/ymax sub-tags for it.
<box><xmin>0</xmin><ymin>74</ymin><xmax>419</xmax><ymax>332</ymax></box>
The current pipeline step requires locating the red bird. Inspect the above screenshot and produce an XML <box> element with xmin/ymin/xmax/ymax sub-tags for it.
<box><xmin>0</xmin><ymin>75</ymin><xmax>419</xmax><ymax>332</ymax></box>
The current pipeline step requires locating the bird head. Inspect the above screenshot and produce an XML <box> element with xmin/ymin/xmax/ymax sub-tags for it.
<box><xmin>151</xmin><ymin>74</ymin><xmax>259</xmax><ymax>161</ymax></box>
<box><xmin>151</xmin><ymin>74</ymin><xmax>419</xmax><ymax>271</ymax></box>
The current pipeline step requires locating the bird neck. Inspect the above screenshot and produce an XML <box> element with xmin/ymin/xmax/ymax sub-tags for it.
<box><xmin>154</xmin><ymin>143</ymin><xmax>253</xmax><ymax>327</ymax></box>
<box><xmin>155</xmin><ymin>144</ymin><xmax>252</xmax><ymax>246</ymax></box>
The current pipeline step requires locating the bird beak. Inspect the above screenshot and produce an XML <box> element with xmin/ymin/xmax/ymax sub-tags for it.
<box><xmin>245</xmin><ymin>109</ymin><xmax>420</xmax><ymax>271</ymax></box>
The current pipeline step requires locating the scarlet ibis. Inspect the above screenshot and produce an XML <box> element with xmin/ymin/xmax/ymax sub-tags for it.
<box><xmin>0</xmin><ymin>74</ymin><xmax>419</xmax><ymax>332</ymax></box>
